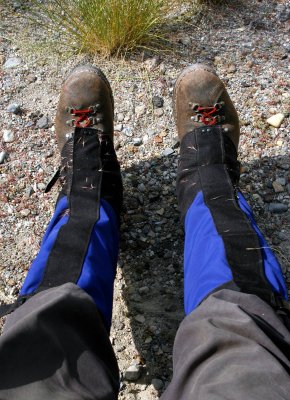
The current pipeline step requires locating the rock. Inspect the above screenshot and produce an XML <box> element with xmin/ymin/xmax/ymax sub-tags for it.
<box><xmin>144</xmin><ymin>56</ymin><xmax>160</xmax><ymax>71</ymax></box>
<box><xmin>123</xmin><ymin>127</ymin><xmax>133</xmax><ymax>137</ymax></box>
<box><xmin>152</xmin><ymin>378</ymin><xmax>163</xmax><ymax>390</ymax></box>
<box><xmin>124</xmin><ymin>364</ymin><xmax>142</xmax><ymax>381</ymax></box>
<box><xmin>7</xmin><ymin>103</ymin><xmax>21</xmax><ymax>114</ymax></box>
<box><xmin>133</xmin><ymin>138</ymin><xmax>143</xmax><ymax>146</ymax></box>
<box><xmin>20</xmin><ymin>209</ymin><xmax>31</xmax><ymax>217</ymax></box>
<box><xmin>275</xmin><ymin>177</ymin><xmax>286</xmax><ymax>186</ymax></box>
<box><xmin>117</xmin><ymin>113</ymin><xmax>124</xmax><ymax>122</ymax></box>
<box><xmin>154</xmin><ymin>108</ymin><xmax>164</xmax><ymax>117</ymax></box>
<box><xmin>272</xmin><ymin>181</ymin><xmax>284</xmax><ymax>193</ymax></box>
<box><xmin>115</xmin><ymin>124</ymin><xmax>123</xmax><ymax>131</ymax></box>
<box><xmin>2</xmin><ymin>130</ymin><xmax>14</xmax><ymax>143</ymax></box>
<box><xmin>269</xmin><ymin>203</ymin><xmax>288</xmax><ymax>213</ymax></box>
<box><xmin>266</xmin><ymin>113</ymin><xmax>285</xmax><ymax>128</ymax></box>
<box><xmin>180</xmin><ymin>35</ymin><xmax>191</xmax><ymax>45</ymax></box>
<box><xmin>3</xmin><ymin>57</ymin><xmax>21</xmax><ymax>69</ymax></box>
<box><xmin>278</xmin><ymin>6</ymin><xmax>290</xmax><ymax>22</ymax></box>
<box><xmin>152</xmin><ymin>96</ymin><xmax>164</xmax><ymax>108</ymax></box>
<box><xmin>138</xmin><ymin>183</ymin><xmax>146</xmax><ymax>192</ymax></box>
<box><xmin>135</xmin><ymin>314</ymin><xmax>145</xmax><ymax>324</ymax></box>
<box><xmin>0</xmin><ymin>151</ymin><xmax>8</xmax><ymax>164</ymax></box>
<box><xmin>135</xmin><ymin>105</ymin><xmax>146</xmax><ymax>117</ymax></box>
<box><xmin>25</xmin><ymin>186</ymin><xmax>34</xmax><ymax>197</ymax></box>
<box><xmin>228</xmin><ymin>64</ymin><xmax>237</xmax><ymax>73</ymax></box>
<box><xmin>37</xmin><ymin>183</ymin><xmax>46</xmax><ymax>191</ymax></box>
<box><xmin>36</xmin><ymin>116</ymin><xmax>50</xmax><ymax>129</ymax></box>
<box><xmin>162</xmin><ymin>148</ymin><xmax>174</xmax><ymax>157</ymax></box>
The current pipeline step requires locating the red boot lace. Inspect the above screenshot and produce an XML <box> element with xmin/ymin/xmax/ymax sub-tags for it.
<box><xmin>66</xmin><ymin>105</ymin><xmax>101</xmax><ymax>128</ymax></box>
<box><xmin>191</xmin><ymin>102</ymin><xmax>224</xmax><ymax>126</ymax></box>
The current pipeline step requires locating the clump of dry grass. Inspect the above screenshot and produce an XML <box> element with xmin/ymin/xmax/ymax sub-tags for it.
<box><xmin>31</xmin><ymin>0</ymin><xmax>177</xmax><ymax>57</ymax></box>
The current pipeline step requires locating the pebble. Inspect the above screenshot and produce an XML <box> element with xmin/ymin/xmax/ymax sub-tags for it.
<box><xmin>133</xmin><ymin>138</ymin><xmax>143</xmax><ymax>146</ymax></box>
<box><xmin>25</xmin><ymin>186</ymin><xmax>34</xmax><ymax>197</ymax></box>
<box><xmin>228</xmin><ymin>64</ymin><xmax>237</xmax><ymax>73</ymax></box>
<box><xmin>117</xmin><ymin>113</ymin><xmax>124</xmax><ymax>122</ymax></box>
<box><xmin>266</xmin><ymin>113</ymin><xmax>285</xmax><ymax>128</ymax></box>
<box><xmin>36</xmin><ymin>116</ymin><xmax>50</xmax><ymax>129</ymax></box>
<box><xmin>2</xmin><ymin>130</ymin><xmax>14</xmax><ymax>143</ymax></box>
<box><xmin>135</xmin><ymin>105</ymin><xmax>146</xmax><ymax>117</ymax></box>
<box><xmin>7</xmin><ymin>103</ymin><xmax>21</xmax><ymax>114</ymax></box>
<box><xmin>20</xmin><ymin>209</ymin><xmax>31</xmax><ymax>217</ymax></box>
<box><xmin>3</xmin><ymin>57</ymin><xmax>21</xmax><ymax>69</ymax></box>
<box><xmin>124</xmin><ymin>364</ymin><xmax>142</xmax><ymax>381</ymax></box>
<box><xmin>138</xmin><ymin>183</ymin><xmax>146</xmax><ymax>192</ymax></box>
<box><xmin>269</xmin><ymin>203</ymin><xmax>288</xmax><ymax>213</ymax></box>
<box><xmin>180</xmin><ymin>35</ymin><xmax>191</xmax><ymax>45</ymax></box>
<box><xmin>123</xmin><ymin>127</ymin><xmax>133</xmax><ymax>137</ymax></box>
<box><xmin>154</xmin><ymin>108</ymin><xmax>164</xmax><ymax>117</ymax></box>
<box><xmin>135</xmin><ymin>314</ymin><xmax>145</xmax><ymax>323</ymax></box>
<box><xmin>37</xmin><ymin>183</ymin><xmax>46</xmax><ymax>191</ymax></box>
<box><xmin>152</xmin><ymin>96</ymin><xmax>164</xmax><ymax>108</ymax></box>
<box><xmin>151</xmin><ymin>378</ymin><xmax>163</xmax><ymax>390</ymax></box>
<box><xmin>115</xmin><ymin>124</ymin><xmax>123</xmax><ymax>132</ymax></box>
<box><xmin>0</xmin><ymin>151</ymin><xmax>8</xmax><ymax>164</ymax></box>
<box><xmin>272</xmin><ymin>181</ymin><xmax>284</xmax><ymax>193</ymax></box>
<box><xmin>162</xmin><ymin>148</ymin><xmax>175</xmax><ymax>157</ymax></box>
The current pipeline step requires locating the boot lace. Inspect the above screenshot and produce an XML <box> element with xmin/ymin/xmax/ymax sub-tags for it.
<box><xmin>191</xmin><ymin>102</ymin><xmax>225</xmax><ymax>126</ymax></box>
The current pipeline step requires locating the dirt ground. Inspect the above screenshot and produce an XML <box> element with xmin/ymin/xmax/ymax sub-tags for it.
<box><xmin>0</xmin><ymin>0</ymin><xmax>289</xmax><ymax>398</ymax></box>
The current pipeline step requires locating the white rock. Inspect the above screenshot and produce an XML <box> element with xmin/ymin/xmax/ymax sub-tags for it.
<box><xmin>266</xmin><ymin>113</ymin><xmax>285</xmax><ymax>128</ymax></box>
<box><xmin>135</xmin><ymin>105</ymin><xmax>146</xmax><ymax>117</ymax></box>
<box><xmin>124</xmin><ymin>364</ymin><xmax>141</xmax><ymax>381</ymax></box>
<box><xmin>3</xmin><ymin>130</ymin><xmax>14</xmax><ymax>143</ymax></box>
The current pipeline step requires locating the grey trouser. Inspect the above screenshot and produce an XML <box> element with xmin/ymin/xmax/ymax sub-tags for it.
<box><xmin>0</xmin><ymin>283</ymin><xmax>289</xmax><ymax>399</ymax></box>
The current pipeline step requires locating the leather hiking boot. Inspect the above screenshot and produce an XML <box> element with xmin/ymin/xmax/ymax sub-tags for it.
<box><xmin>55</xmin><ymin>64</ymin><xmax>114</xmax><ymax>152</ymax></box>
<box><xmin>173</xmin><ymin>63</ymin><xmax>240</xmax><ymax>150</ymax></box>
<box><xmin>48</xmin><ymin>64</ymin><xmax>123</xmax><ymax>218</ymax></box>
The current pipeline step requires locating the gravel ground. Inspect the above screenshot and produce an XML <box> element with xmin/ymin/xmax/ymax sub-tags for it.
<box><xmin>0</xmin><ymin>0</ymin><xmax>289</xmax><ymax>398</ymax></box>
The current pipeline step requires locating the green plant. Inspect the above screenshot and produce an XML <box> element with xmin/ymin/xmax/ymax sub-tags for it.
<box><xmin>31</xmin><ymin>0</ymin><xmax>176</xmax><ymax>57</ymax></box>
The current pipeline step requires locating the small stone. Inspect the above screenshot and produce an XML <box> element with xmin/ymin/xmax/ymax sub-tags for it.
<box><xmin>133</xmin><ymin>138</ymin><xmax>143</xmax><ymax>146</ymax></box>
<box><xmin>37</xmin><ymin>183</ymin><xmax>46</xmax><ymax>191</ymax></box>
<box><xmin>276</xmin><ymin>177</ymin><xmax>286</xmax><ymax>186</ymax></box>
<box><xmin>20</xmin><ymin>209</ymin><xmax>31</xmax><ymax>217</ymax></box>
<box><xmin>267</xmin><ymin>113</ymin><xmax>285</xmax><ymax>128</ymax></box>
<box><xmin>180</xmin><ymin>35</ymin><xmax>191</xmax><ymax>45</ymax></box>
<box><xmin>135</xmin><ymin>105</ymin><xmax>146</xmax><ymax>117</ymax></box>
<box><xmin>0</xmin><ymin>151</ymin><xmax>8</xmax><ymax>164</ymax></box>
<box><xmin>7</xmin><ymin>279</ymin><xmax>15</xmax><ymax>287</ymax></box>
<box><xmin>269</xmin><ymin>203</ymin><xmax>288</xmax><ymax>213</ymax></box>
<box><xmin>154</xmin><ymin>108</ymin><xmax>164</xmax><ymax>117</ymax></box>
<box><xmin>25</xmin><ymin>186</ymin><xmax>34</xmax><ymax>197</ymax></box>
<box><xmin>117</xmin><ymin>113</ymin><xmax>124</xmax><ymax>122</ymax></box>
<box><xmin>36</xmin><ymin>116</ymin><xmax>50</xmax><ymax>129</ymax></box>
<box><xmin>123</xmin><ymin>127</ymin><xmax>133</xmax><ymax>137</ymax></box>
<box><xmin>151</xmin><ymin>378</ymin><xmax>163</xmax><ymax>390</ymax></box>
<box><xmin>3</xmin><ymin>57</ymin><xmax>21</xmax><ymax>69</ymax></box>
<box><xmin>272</xmin><ymin>181</ymin><xmax>284</xmax><ymax>193</ymax></box>
<box><xmin>139</xmin><ymin>286</ymin><xmax>149</xmax><ymax>295</ymax></box>
<box><xmin>7</xmin><ymin>103</ymin><xmax>21</xmax><ymax>114</ymax></box>
<box><xmin>156</xmin><ymin>208</ymin><xmax>164</xmax><ymax>215</ymax></box>
<box><xmin>145</xmin><ymin>336</ymin><xmax>152</xmax><ymax>344</ymax></box>
<box><xmin>2</xmin><ymin>130</ymin><xmax>14</xmax><ymax>143</ymax></box>
<box><xmin>135</xmin><ymin>314</ymin><xmax>145</xmax><ymax>324</ymax></box>
<box><xmin>124</xmin><ymin>364</ymin><xmax>142</xmax><ymax>381</ymax></box>
<box><xmin>115</xmin><ymin>124</ymin><xmax>123</xmax><ymax>132</ymax></box>
<box><xmin>228</xmin><ymin>64</ymin><xmax>237</xmax><ymax>73</ymax></box>
<box><xmin>162</xmin><ymin>148</ymin><xmax>174</xmax><ymax>157</ymax></box>
<box><xmin>138</xmin><ymin>183</ymin><xmax>146</xmax><ymax>192</ymax></box>
<box><xmin>152</xmin><ymin>96</ymin><xmax>164</xmax><ymax>108</ymax></box>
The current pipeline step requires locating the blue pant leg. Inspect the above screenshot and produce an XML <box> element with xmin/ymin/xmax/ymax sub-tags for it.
<box><xmin>20</xmin><ymin>197</ymin><xmax>119</xmax><ymax>331</ymax></box>
<box><xmin>184</xmin><ymin>191</ymin><xmax>287</xmax><ymax>316</ymax></box>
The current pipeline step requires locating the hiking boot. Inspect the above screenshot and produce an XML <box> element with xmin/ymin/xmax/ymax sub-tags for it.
<box><xmin>173</xmin><ymin>63</ymin><xmax>240</xmax><ymax>150</ymax></box>
<box><xmin>55</xmin><ymin>64</ymin><xmax>114</xmax><ymax>152</ymax></box>
<box><xmin>51</xmin><ymin>64</ymin><xmax>123</xmax><ymax>217</ymax></box>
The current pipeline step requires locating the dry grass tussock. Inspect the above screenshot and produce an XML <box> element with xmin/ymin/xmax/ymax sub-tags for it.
<box><xmin>31</xmin><ymin>0</ymin><xmax>230</xmax><ymax>57</ymax></box>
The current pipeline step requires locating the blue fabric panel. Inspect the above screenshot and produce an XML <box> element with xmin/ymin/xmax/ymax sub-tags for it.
<box><xmin>184</xmin><ymin>191</ymin><xmax>233</xmax><ymax>315</ymax></box>
<box><xmin>20</xmin><ymin>197</ymin><xmax>119</xmax><ymax>331</ymax></box>
<box><xmin>238</xmin><ymin>192</ymin><xmax>287</xmax><ymax>300</ymax></box>
<box><xmin>184</xmin><ymin>191</ymin><xmax>288</xmax><ymax>316</ymax></box>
